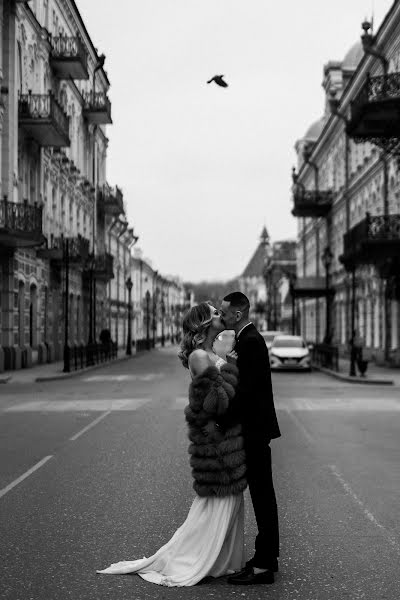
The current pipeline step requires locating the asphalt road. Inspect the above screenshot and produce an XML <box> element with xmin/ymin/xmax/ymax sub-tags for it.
<box><xmin>1</xmin><ymin>346</ymin><xmax>400</xmax><ymax>600</ymax></box>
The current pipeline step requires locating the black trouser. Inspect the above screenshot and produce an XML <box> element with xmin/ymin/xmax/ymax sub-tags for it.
<box><xmin>245</xmin><ymin>438</ymin><xmax>279</xmax><ymax>568</ymax></box>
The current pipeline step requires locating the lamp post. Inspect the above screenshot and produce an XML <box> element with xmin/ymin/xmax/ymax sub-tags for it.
<box><xmin>349</xmin><ymin>267</ymin><xmax>357</xmax><ymax>376</ymax></box>
<box><xmin>161</xmin><ymin>295</ymin><xmax>165</xmax><ymax>347</ymax></box>
<box><xmin>63</xmin><ymin>237</ymin><xmax>70</xmax><ymax>372</ymax></box>
<box><xmin>125</xmin><ymin>276</ymin><xmax>133</xmax><ymax>355</ymax></box>
<box><xmin>145</xmin><ymin>290</ymin><xmax>151</xmax><ymax>350</ymax></box>
<box><xmin>289</xmin><ymin>273</ymin><xmax>297</xmax><ymax>335</ymax></box>
<box><xmin>322</xmin><ymin>246</ymin><xmax>333</xmax><ymax>344</ymax></box>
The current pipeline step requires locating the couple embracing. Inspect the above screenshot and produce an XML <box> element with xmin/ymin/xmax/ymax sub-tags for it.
<box><xmin>98</xmin><ymin>292</ymin><xmax>281</xmax><ymax>587</ymax></box>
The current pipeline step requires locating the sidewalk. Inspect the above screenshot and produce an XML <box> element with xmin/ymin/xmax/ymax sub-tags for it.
<box><xmin>313</xmin><ymin>356</ymin><xmax>400</xmax><ymax>386</ymax></box>
<box><xmin>0</xmin><ymin>350</ymin><xmax>136</xmax><ymax>384</ymax></box>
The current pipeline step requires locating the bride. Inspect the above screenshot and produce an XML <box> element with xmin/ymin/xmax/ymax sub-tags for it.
<box><xmin>97</xmin><ymin>302</ymin><xmax>247</xmax><ymax>586</ymax></box>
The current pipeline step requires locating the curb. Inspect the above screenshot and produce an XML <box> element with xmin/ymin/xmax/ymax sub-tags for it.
<box><xmin>1</xmin><ymin>352</ymin><xmax>142</xmax><ymax>384</ymax></box>
<box><xmin>313</xmin><ymin>365</ymin><xmax>394</xmax><ymax>385</ymax></box>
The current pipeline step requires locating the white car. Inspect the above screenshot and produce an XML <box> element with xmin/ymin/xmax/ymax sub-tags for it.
<box><xmin>261</xmin><ymin>330</ymin><xmax>285</xmax><ymax>350</ymax></box>
<box><xmin>269</xmin><ymin>335</ymin><xmax>311</xmax><ymax>371</ymax></box>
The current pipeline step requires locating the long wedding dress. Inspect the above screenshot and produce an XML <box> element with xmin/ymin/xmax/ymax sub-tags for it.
<box><xmin>97</xmin><ymin>357</ymin><xmax>245</xmax><ymax>587</ymax></box>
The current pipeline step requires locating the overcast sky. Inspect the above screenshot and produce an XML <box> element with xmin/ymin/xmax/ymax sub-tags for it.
<box><xmin>79</xmin><ymin>0</ymin><xmax>393</xmax><ymax>282</ymax></box>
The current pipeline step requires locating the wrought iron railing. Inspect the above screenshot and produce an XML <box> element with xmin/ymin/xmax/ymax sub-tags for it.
<box><xmin>343</xmin><ymin>213</ymin><xmax>400</xmax><ymax>257</ymax></box>
<box><xmin>85</xmin><ymin>252</ymin><xmax>114</xmax><ymax>278</ymax></box>
<box><xmin>293</xmin><ymin>189</ymin><xmax>333</xmax><ymax>209</ymax></box>
<box><xmin>349</xmin><ymin>73</ymin><xmax>400</xmax><ymax>134</ymax></box>
<box><xmin>46</xmin><ymin>234</ymin><xmax>90</xmax><ymax>260</ymax></box>
<box><xmin>82</xmin><ymin>91</ymin><xmax>111</xmax><ymax>113</ymax></box>
<box><xmin>18</xmin><ymin>92</ymin><xmax>70</xmax><ymax>135</ymax></box>
<box><xmin>70</xmin><ymin>342</ymin><xmax>118</xmax><ymax>371</ymax></box>
<box><xmin>311</xmin><ymin>343</ymin><xmax>339</xmax><ymax>371</ymax></box>
<box><xmin>0</xmin><ymin>197</ymin><xmax>42</xmax><ymax>234</ymax></box>
<box><xmin>98</xmin><ymin>184</ymin><xmax>124</xmax><ymax>214</ymax></box>
<box><xmin>51</xmin><ymin>35</ymin><xmax>88</xmax><ymax>65</ymax></box>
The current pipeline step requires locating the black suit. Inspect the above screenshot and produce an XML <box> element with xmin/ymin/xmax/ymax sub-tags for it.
<box><xmin>220</xmin><ymin>323</ymin><xmax>280</xmax><ymax>568</ymax></box>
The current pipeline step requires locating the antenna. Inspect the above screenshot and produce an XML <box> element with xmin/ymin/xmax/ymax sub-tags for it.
<box><xmin>371</xmin><ymin>0</ymin><xmax>374</xmax><ymax>33</ymax></box>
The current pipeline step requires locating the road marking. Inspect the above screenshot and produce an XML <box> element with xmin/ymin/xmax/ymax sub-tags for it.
<box><xmin>83</xmin><ymin>373</ymin><xmax>164</xmax><ymax>382</ymax></box>
<box><xmin>285</xmin><ymin>397</ymin><xmax>400</xmax><ymax>412</ymax></box>
<box><xmin>4</xmin><ymin>398</ymin><xmax>151</xmax><ymax>412</ymax></box>
<box><xmin>70</xmin><ymin>411</ymin><xmax>111</xmax><ymax>441</ymax></box>
<box><xmin>283</xmin><ymin>408</ymin><xmax>315</xmax><ymax>445</ymax></box>
<box><xmin>0</xmin><ymin>456</ymin><xmax>53</xmax><ymax>499</ymax></box>
<box><xmin>329</xmin><ymin>465</ymin><xmax>400</xmax><ymax>554</ymax></box>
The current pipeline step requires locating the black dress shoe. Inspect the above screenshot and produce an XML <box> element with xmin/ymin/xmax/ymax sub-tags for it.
<box><xmin>228</xmin><ymin>567</ymin><xmax>275</xmax><ymax>585</ymax></box>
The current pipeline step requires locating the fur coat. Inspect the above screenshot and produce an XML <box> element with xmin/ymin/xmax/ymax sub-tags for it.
<box><xmin>184</xmin><ymin>362</ymin><xmax>247</xmax><ymax>497</ymax></box>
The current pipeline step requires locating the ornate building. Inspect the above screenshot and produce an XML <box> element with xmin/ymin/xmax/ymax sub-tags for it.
<box><xmin>239</xmin><ymin>227</ymin><xmax>297</xmax><ymax>331</ymax></box>
<box><xmin>239</xmin><ymin>227</ymin><xmax>270</xmax><ymax>328</ymax></box>
<box><xmin>264</xmin><ymin>240</ymin><xmax>297</xmax><ymax>333</ymax></box>
<box><xmin>0</xmin><ymin>1</ymin><xmax>186</xmax><ymax>372</ymax></box>
<box><xmin>291</xmin><ymin>5</ymin><xmax>400</xmax><ymax>365</ymax></box>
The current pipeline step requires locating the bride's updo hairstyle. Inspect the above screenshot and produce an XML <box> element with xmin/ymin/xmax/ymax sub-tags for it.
<box><xmin>178</xmin><ymin>302</ymin><xmax>213</xmax><ymax>368</ymax></box>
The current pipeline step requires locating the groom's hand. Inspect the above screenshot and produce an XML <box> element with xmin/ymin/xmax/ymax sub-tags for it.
<box><xmin>226</xmin><ymin>350</ymin><xmax>238</xmax><ymax>365</ymax></box>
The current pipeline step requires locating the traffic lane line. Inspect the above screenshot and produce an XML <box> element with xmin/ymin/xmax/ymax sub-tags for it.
<box><xmin>329</xmin><ymin>464</ymin><xmax>400</xmax><ymax>554</ymax></box>
<box><xmin>69</xmin><ymin>410</ymin><xmax>111</xmax><ymax>441</ymax></box>
<box><xmin>0</xmin><ymin>455</ymin><xmax>53</xmax><ymax>499</ymax></box>
<box><xmin>282</xmin><ymin>407</ymin><xmax>315</xmax><ymax>445</ymax></box>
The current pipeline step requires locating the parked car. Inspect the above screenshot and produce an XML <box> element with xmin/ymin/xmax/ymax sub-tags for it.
<box><xmin>261</xmin><ymin>330</ymin><xmax>285</xmax><ymax>350</ymax></box>
<box><xmin>269</xmin><ymin>335</ymin><xmax>311</xmax><ymax>371</ymax></box>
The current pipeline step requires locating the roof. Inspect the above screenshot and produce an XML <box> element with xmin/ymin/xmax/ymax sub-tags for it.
<box><xmin>242</xmin><ymin>228</ymin><xmax>270</xmax><ymax>278</ymax></box>
<box><xmin>342</xmin><ymin>41</ymin><xmax>363</xmax><ymax>71</ymax></box>
<box><xmin>304</xmin><ymin>116</ymin><xmax>326</xmax><ymax>141</ymax></box>
<box><xmin>242</xmin><ymin>243</ymin><xmax>267</xmax><ymax>278</ymax></box>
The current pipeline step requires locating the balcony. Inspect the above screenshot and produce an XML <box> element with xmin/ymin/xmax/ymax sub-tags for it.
<box><xmin>37</xmin><ymin>235</ymin><xmax>90</xmax><ymax>264</ymax></box>
<box><xmin>340</xmin><ymin>213</ymin><xmax>400</xmax><ymax>270</ymax></box>
<box><xmin>50</xmin><ymin>36</ymin><xmax>89</xmax><ymax>80</ymax></box>
<box><xmin>346</xmin><ymin>73</ymin><xmax>400</xmax><ymax>145</ymax></box>
<box><xmin>82</xmin><ymin>91</ymin><xmax>112</xmax><ymax>124</ymax></box>
<box><xmin>98</xmin><ymin>185</ymin><xmax>124</xmax><ymax>216</ymax></box>
<box><xmin>85</xmin><ymin>253</ymin><xmax>114</xmax><ymax>281</ymax></box>
<box><xmin>0</xmin><ymin>198</ymin><xmax>45</xmax><ymax>248</ymax></box>
<box><xmin>292</xmin><ymin>189</ymin><xmax>333</xmax><ymax>218</ymax></box>
<box><xmin>291</xmin><ymin>277</ymin><xmax>335</xmax><ymax>299</ymax></box>
<box><xmin>18</xmin><ymin>92</ymin><xmax>70</xmax><ymax>147</ymax></box>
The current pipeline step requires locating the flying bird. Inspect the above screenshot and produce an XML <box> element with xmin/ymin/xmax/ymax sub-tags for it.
<box><xmin>207</xmin><ymin>75</ymin><xmax>228</xmax><ymax>88</ymax></box>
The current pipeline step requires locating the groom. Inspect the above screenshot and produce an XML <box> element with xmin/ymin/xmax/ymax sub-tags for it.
<box><xmin>219</xmin><ymin>291</ymin><xmax>281</xmax><ymax>585</ymax></box>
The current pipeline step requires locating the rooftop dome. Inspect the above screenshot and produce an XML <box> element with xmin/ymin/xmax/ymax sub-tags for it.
<box><xmin>342</xmin><ymin>41</ymin><xmax>363</xmax><ymax>71</ymax></box>
<box><xmin>304</xmin><ymin>116</ymin><xmax>325</xmax><ymax>141</ymax></box>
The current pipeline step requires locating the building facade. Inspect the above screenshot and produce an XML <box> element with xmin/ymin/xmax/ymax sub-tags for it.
<box><xmin>264</xmin><ymin>240</ymin><xmax>297</xmax><ymax>334</ymax></box>
<box><xmin>0</xmin><ymin>1</ymin><xmax>186</xmax><ymax>372</ymax></box>
<box><xmin>239</xmin><ymin>227</ymin><xmax>270</xmax><ymax>329</ymax></box>
<box><xmin>292</xmin><ymin>4</ymin><xmax>400</xmax><ymax>365</ymax></box>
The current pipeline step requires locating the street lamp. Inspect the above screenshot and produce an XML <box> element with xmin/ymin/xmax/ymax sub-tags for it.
<box><xmin>349</xmin><ymin>267</ymin><xmax>357</xmax><ymax>376</ymax></box>
<box><xmin>125</xmin><ymin>276</ymin><xmax>133</xmax><ymax>355</ymax></box>
<box><xmin>145</xmin><ymin>290</ymin><xmax>151</xmax><ymax>350</ymax></box>
<box><xmin>288</xmin><ymin>273</ymin><xmax>297</xmax><ymax>335</ymax></box>
<box><xmin>322</xmin><ymin>246</ymin><xmax>333</xmax><ymax>344</ymax></box>
<box><xmin>63</xmin><ymin>237</ymin><xmax>70</xmax><ymax>373</ymax></box>
<box><xmin>161</xmin><ymin>295</ymin><xmax>166</xmax><ymax>347</ymax></box>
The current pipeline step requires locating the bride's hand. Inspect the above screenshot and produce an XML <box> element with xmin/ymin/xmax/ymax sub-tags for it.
<box><xmin>226</xmin><ymin>350</ymin><xmax>238</xmax><ymax>365</ymax></box>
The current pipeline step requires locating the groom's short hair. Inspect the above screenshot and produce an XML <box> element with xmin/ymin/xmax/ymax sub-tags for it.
<box><xmin>223</xmin><ymin>292</ymin><xmax>250</xmax><ymax>317</ymax></box>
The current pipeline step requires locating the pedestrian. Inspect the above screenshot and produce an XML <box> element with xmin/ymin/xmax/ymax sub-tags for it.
<box><xmin>97</xmin><ymin>302</ymin><xmax>248</xmax><ymax>586</ymax></box>
<box><xmin>218</xmin><ymin>291</ymin><xmax>281</xmax><ymax>585</ymax></box>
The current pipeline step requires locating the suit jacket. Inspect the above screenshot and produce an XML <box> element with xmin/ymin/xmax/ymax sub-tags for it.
<box><xmin>219</xmin><ymin>323</ymin><xmax>281</xmax><ymax>442</ymax></box>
